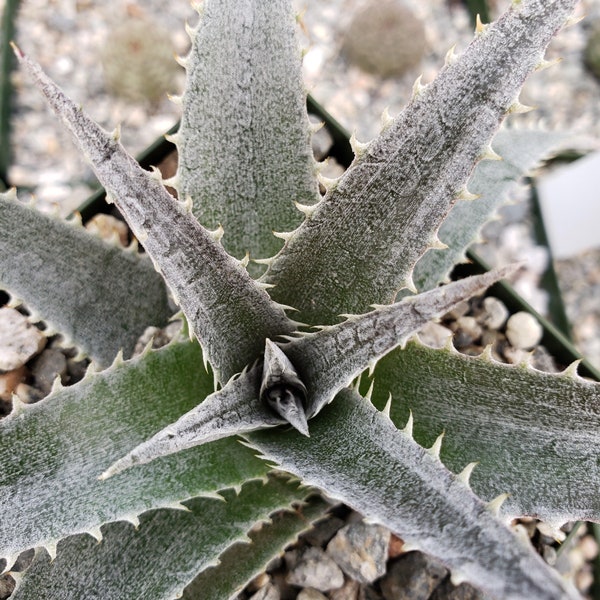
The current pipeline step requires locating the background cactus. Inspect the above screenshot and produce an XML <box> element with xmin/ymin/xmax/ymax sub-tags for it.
<box><xmin>0</xmin><ymin>1</ymin><xmax>597</xmax><ymax>598</ymax></box>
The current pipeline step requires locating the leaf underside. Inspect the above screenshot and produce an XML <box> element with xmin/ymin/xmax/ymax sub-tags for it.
<box><xmin>372</xmin><ymin>339</ymin><xmax>600</xmax><ymax>525</ymax></box>
<box><xmin>0</xmin><ymin>192</ymin><xmax>171</xmax><ymax>365</ymax></box>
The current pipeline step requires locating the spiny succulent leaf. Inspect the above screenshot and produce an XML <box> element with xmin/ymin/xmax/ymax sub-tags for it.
<box><xmin>9</xmin><ymin>477</ymin><xmax>309</xmax><ymax>600</ymax></box>
<box><xmin>14</xmin><ymin>47</ymin><xmax>295</xmax><ymax>380</ymax></box>
<box><xmin>0</xmin><ymin>340</ymin><xmax>268</xmax><ymax>560</ymax></box>
<box><xmin>413</xmin><ymin>129</ymin><xmax>568</xmax><ymax>291</ymax></box>
<box><xmin>247</xmin><ymin>389</ymin><xmax>580</xmax><ymax>600</ymax></box>
<box><xmin>102</xmin><ymin>364</ymin><xmax>284</xmax><ymax>479</ymax></box>
<box><xmin>104</xmin><ymin>267</ymin><xmax>514</xmax><ymax>477</ymax></box>
<box><xmin>284</xmin><ymin>266</ymin><xmax>516</xmax><ymax>418</ymax></box>
<box><xmin>0</xmin><ymin>191</ymin><xmax>170</xmax><ymax>366</ymax></box>
<box><xmin>372</xmin><ymin>339</ymin><xmax>600</xmax><ymax>525</ymax></box>
<box><xmin>177</xmin><ymin>0</ymin><xmax>319</xmax><ymax>274</ymax></box>
<box><xmin>183</xmin><ymin>494</ymin><xmax>330</xmax><ymax>600</ymax></box>
<box><xmin>263</xmin><ymin>0</ymin><xmax>577</xmax><ymax>325</ymax></box>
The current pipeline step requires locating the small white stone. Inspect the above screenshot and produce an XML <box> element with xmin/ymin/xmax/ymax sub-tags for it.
<box><xmin>505</xmin><ymin>312</ymin><xmax>543</xmax><ymax>350</ymax></box>
<box><xmin>417</xmin><ymin>322</ymin><xmax>452</xmax><ymax>349</ymax></box>
<box><xmin>0</xmin><ymin>308</ymin><xmax>46</xmax><ymax>371</ymax></box>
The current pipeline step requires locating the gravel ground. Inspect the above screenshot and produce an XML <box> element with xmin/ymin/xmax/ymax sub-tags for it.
<box><xmin>3</xmin><ymin>0</ymin><xmax>600</xmax><ymax>598</ymax></box>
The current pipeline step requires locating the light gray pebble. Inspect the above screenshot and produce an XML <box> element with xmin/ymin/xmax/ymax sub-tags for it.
<box><xmin>0</xmin><ymin>308</ymin><xmax>46</xmax><ymax>371</ymax></box>
<box><xmin>30</xmin><ymin>348</ymin><xmax>68</xmax><ymax>394</ymax></box>
<box><xmin>286</xmin><ymin>547</ymin><xmax>344</xmax><ymax>592</ymax></box>
<box><xmin>505</xmin><ymin>312</ymin><xmax>543</xmax><ymax>350</ymax></box>
<box><xmin>379</xmin><ymin>552</ymin><xmax>447</xmax><ymax>600</ymax></box>
<box><xmin>478</xmin><ymin>297</ymin><xmax>509</xmax><ymax>330</ymax></box>
<box><xmin>297</xmin><ymin>588</ymin><xmax>328</xmax><ymax>600</ymax></box>
<box><xmin>326</xmin><ymin>522</ymin><xmax>390</xmax><ymax>584</ymax></box>
<box><xmin>248</xmin><ymin>582</ymin><xmax>280</xmax><ymax>600</ymax></box>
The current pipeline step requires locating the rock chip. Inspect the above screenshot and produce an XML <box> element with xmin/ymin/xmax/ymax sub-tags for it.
<box><xmin>0</xmin><ymin>308</ymin><xmax>46</xmax><ymax>371</ymax></box>
<box><xmin>297</xmin><ymin>588</ymin><xmax>328</xmax><ymax>600</ymax></box>
<box><xmin>429</xmin><ymin>580</ymin><xmax>484</xmax><ymax>600</ymax></box>
<box><xmin>379</xmin><ymin>551</ymin><xmax>447</xmax><ymax>600</ymax></box>
<box><xmin>329</xmin><ymin>578</ymin><xmax>360</xmax><ymax>600</ymax></box>
<box><xmin>326</xmin><ymin>521</ymin><xmax>390</xmax><ymax>584</ymax></box>
<box><xmin>30</xmin><ymin>348</ymin><xmax>68</xmax><ymax>395</ymax></box>
<box><xmin>286</xmin><ymin>547</ymin><xmax>344</xmax><ymax>592</ymax></box>
<box><xmin>248</xmin><ymin>582</ymin><xmax>280</xmax><ymax>600</ymax></box>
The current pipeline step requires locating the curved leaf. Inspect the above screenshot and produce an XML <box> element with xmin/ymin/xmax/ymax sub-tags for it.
<box><xmin>247</xmin><ymin>390</ymin><xmax>580</xmax><ymax>600</ymax></box>
<box><xmin>263</xmin><ymin>0</ymin><xmax>577</xmax><ymax>325</ymax></box>
<box><xmin>0</xmin><ymin>191</ymin><xmax>170</xmax><ymax>365</ymax></box>
<box><xmin>0</xmin><ymin>340</ymin><xmax>267</xmax><ymax>563</ymax></box>
<box><xmin>177</xmin><ymin>0</ymin><xmax>319</xmax><ymax>273</ymax></box>
<box><xmin>13</xmin><ymin>47</ymin><xmax>295</xmax><ymax>381</ymax></box>
<box><xmin>10</xmin><ymin>477</ymin><xmax>310</xmax><ymax>600</ymax></box>
<box><xmin>371</xmin><ymin>339</ymin><xmax>600</xmax><ymax>525</ymax></box>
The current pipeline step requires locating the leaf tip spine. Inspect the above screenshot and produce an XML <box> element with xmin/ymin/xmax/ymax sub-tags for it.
<box><xmin>444</xmin><ymin>44</ymin><xmax>458</xmax><ymax>67</ymax></box>
<box><xmin>487</xmin><ymin>492</ymin><xmax>510</xmax><ymax>516</ymax></box>
<box><xmin>475</xmin><ymin>14</ymin><xmax>489</xmax><ymax>35</ymax></box>
<box><xmin>402</xmin><ymin>410</ymin><xmax>414</xmax><ymax>437</ymax></box>
<box><xmin>457</xmin><ymin>187</ymin><xmax>480</xmax><ymax>201</ymax></box>
<box><xmin>456</xmin><ymin>461</ymin><xmax>478</xmax><ymax>487</ymax></box>
<box><xmin>382</xmin><ymin>393</ymin><xmax>393</xmax><ymax>419</ymax></box>
<box><xmin>427</xmin><ymin>431</ymin><xmax>445</xmax><ymax>459</ymax></box>
<box><xmin>349</xmin><ymin>130</ymin><xmax>370</xmax><ymax>159</ymax></box>
<box><xmin>380</xmin><ymin>107</ymin><xmax>394</xmax><ymax>131</ymax></box>
<box><xmin>508</xmin><ymin>100</ymin><xmax>536</xmax><ymax>114</ymax></box>
<box><xmin>411</xmin><ymin>74</ymin><xmax>426</xmax><ymax>98</ymax></box>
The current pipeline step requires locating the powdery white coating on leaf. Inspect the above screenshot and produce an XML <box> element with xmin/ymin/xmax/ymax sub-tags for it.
<box><xmin>0</xmin><ymin>192</ymin><xmax>171</xmax><ymax>366</ymax></box>
<box><xmin>14</xmin><ymin>49</ymin><xmax>295</xmax><ymax>381</ymax></box>
<box><xmin>247</xmin><ymin>390</ymin><xmax>581</xmax><ymax>600</ymax></box>
<box><xmin>178</xmin><ymin>0</ymin><xmax>319</xmax><ymax>273</ymax></box>
<box><xmin>0</xmin><ymin>341</ymin><xmax>268</xmax><ymax>560</ymax></box>
<box><xmin>9</xmin><ymin>478</ymin><xmax>309</xmax><ymax>600</ymax></box>
<box><xmin>373</xmin><ymin>339</ymin><xmax>600</xmax><ymax>524</ymax></box>
<box><xmin>283</xmin><ymin>265</ymin><xmax>517</xmax><ymax>418</ymax></box>
<box><xmin>263</xmin><ymin>0</ymin><xmax>578</xmax><ymax>326</ymax></box>
<box><xmin>101</xmin><ymin>365</ymin><xmax>284</xmax><ymax>480</ymax></box>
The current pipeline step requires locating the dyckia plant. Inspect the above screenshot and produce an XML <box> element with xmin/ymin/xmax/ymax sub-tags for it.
<box><xmin>0</xmin><ymin>0</ymin><xmax>597</xmax><ymax>598</ymax></box>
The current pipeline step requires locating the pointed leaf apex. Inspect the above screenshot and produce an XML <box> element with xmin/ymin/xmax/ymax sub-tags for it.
<box><xmin>428</xmin><ymin>431</ymin><xmax>445</xmax><ymax>458</ymax></box>
<box><xmin>564</xmin><ymin>13</ymin><xmax>584</xmax><ymax>28</ymax></box>
<box><xmin>457</xmin><ymin>187</ymin><xmax>481</xmax><ymax>201</ymax></box>
<box><xmin>457</xmin><ymin>461</ymin><xmax>479</xmax><ymax>487</ymax></box>
<box><xmin>535</xmin><ymin>56</ymin><xmax>563</xmax><ymax>71</ymax></box>
<box><xmin>44</xmin><ymin>541</ymin><xmax>58</xmax><ymax>562</ymax></box>
<box><xmin>111</xmin><ymin>123</ymin><xmax>122</xmax><ymax>142</ymax></box>
<box><xmin>167</xmin><ymin>92</ymin><xmax>183</xmax><ymax>106</ymax></box>
<box><xmin>208</xmin><ymin>224</ymin><xmax>224</xmax><ymax>242</ymax></box>
<box><xmin>444</xmin><ymin>44</ymin><xmax>458</xmax><ymax>67</ymax></box>
<box><xmin>273</xmin><ymin>229</ymin><xmax>295</xmax><ymax>242</ymax></box>
<box><xmin>317</xmin><ymin>172</ymin><xmax>340</xmax><ymax>191</ymax></box>
<box><xmin>508</xmin><ymin>100</ymin><xmax>536</xmax><ymax>114</ymax></box>
<box><xmin>364</xmin><ymin>379</ymin><xmax>375</xmax><ymax>402</ymax></box>
<box><xmin>380</xmin><ymin>107</ymin><xmax>394</xmax><ymax>131</ymax></box>
<box><xmin>294</xmin><ymin>200</ymin><xmax>319</xmax><ymax>219</ymax></box>
<box><xmin>10</xmin><ymin>394</ymin><xmax>30</xmax><ymax>417</ymax></box>
<box><xmin>403</xmin><ymin>410</ymin><xmax>414</xmax><ymax>437</ymax></box>
<box><xmin>480</xmin><ymin>143</ymin><xmax>502</xmax><ymax>161</ymax></box>
<box><xmin>475</xmin><ymin>14</ymin><xmax>489</xmax><ymax>35</ymax></box>
<box><xmin>239</xmin><ymin>252</ymin><xmax>250</xmax><ymax>268</ymax></box>
<box><xmin>382</xmin><ymin>393</ymin><xmax>393</xmax><ymax>419</ymax></box>
<box><xmin>349</xmin><ymin>131</ymin><xmax>370</xmax><ymax>158</ymax></box>
<box><xmin>412</xmin><ymin>74</ymin><xmax>426</xmax><ymax>98</ymax></box>
<box><xmin>487</xmin><ymin>493</ymin><xmax>510</xmax><ymax>516</ymax></box>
